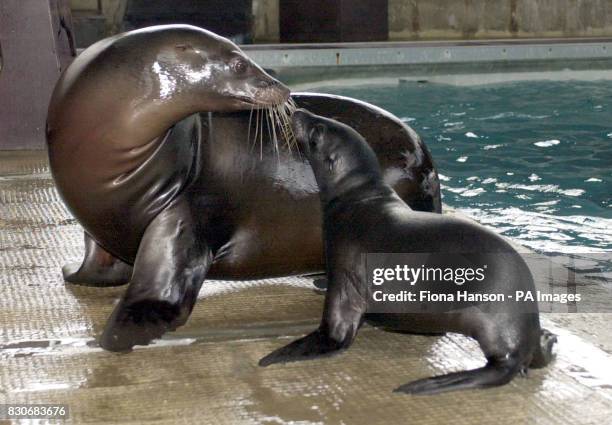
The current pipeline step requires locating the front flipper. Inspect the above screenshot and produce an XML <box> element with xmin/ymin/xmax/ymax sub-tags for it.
<box><xmin>63</xmin><ymin>232</ymin><xmax>133</xmax><ymax>287</ymax></box>
<box><xmin>99</xmin><ymin>199</ymin><xmax>212</xmax><ymax>352</ymax></box>
<box><xmin>260</xmin><ymin>270</ymin><xmax>366</xmax><ymax>366</ymax></box>
<box><xmin>259</xmin><ymin>329</ymin><xmax>345</xmax><ymax>366</ymax></box>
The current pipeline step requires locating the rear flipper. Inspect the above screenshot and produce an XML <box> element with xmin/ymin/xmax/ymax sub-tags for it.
<box><xmin>394</xmin><ymin>356</ymin><xmax>523</xmax><ymax>396</ymax></box>
<box><xmin>396</xmin><ymin>328</ymin><xmax>557</xmax><ymax>396</ymax></box>
<box><xmin>63</xmin><ymin>232</ymin><xmax>133</xmax><ymax>287</ymax></box>
<box><xmin>530</xmin><ymin>328</ymin><xmax>558</xmax><ymax>368</ymax></box>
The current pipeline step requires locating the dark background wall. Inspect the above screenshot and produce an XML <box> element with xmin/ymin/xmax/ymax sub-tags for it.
<box><xmin>123</xmin><ymin>0</ymin><xmax>253</xmax><ymax>43</ymax></box>
<box><xmin>279</xmin><ymin>0</ymin><xmax>388</xmax><ymax>43</ymax></box>
<box><xmin>71</xmin><ymin>0</ymin><xmax>253</xmax><ymax>46</ymax></box>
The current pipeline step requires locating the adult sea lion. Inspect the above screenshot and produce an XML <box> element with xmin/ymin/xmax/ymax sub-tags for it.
<box><xmin>46</xmin><ymin>25</ymin><xmax>441</xmax><ymax>351</ymax></box>
<box><xmin>260</xmin><ymin>109</ymin><xmax>556</xmax><ymax>395</ymax></box>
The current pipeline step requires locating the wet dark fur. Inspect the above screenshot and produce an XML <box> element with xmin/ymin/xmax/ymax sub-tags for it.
<box><xmin>260</xmin><ymin>110</ymin><xmax>556</xmax><ymax>395</ymax></box>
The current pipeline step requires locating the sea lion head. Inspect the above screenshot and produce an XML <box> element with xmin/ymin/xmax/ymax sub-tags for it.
<box><xmin>291</xmin><ymin>109</ymin><xmax>382</xmax><ymax>201</ymax></box>
<box><xmin>145</xmin><ymin>25</ymin><xmax>290</xmax><ymax>111</ymax></box>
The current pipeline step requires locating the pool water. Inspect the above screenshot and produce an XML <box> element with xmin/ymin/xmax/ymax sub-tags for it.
<box><xmin>310</xmin><ymin>79</ymin><xmax>612</xmax><ymax>254</ymax></box>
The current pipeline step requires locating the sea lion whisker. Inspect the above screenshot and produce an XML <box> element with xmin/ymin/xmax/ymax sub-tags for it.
<box><xmin>266</xmin><ymin>106</ymin><xmax>277</xmax><ymax>155</ymax></box>
<box><xmin>266</xmin><ymin>106</ymin><xmax>273</xmax><ymax>156</ymax></box>
<box><xmin>272</xmin><ymin>107</ymin><xmax>285</xmax><ymax>163</ymax></box>
<box><xmin>286</xmin><ymin>104</ymin><xmax>295</xmax><ymax>117</ymax></box>
<box><xmin>251</xmin><ymin>107</ymin><xmax>260</xmax><ymax>155</ymax></box>
<box><xmin>247</xmin><ymin>105</ymin><xmax>254</xmax><ymax>150</ymax></box>
<box><xmin>268</xmin><ymin>105</ymin><xmax>279</xmax><ymax>156</ymax></box>
<box><xmin>274</xmin><ymin>105</ymin><xmax>293</xmax><ymax>155</ymax></box>
<box><xmin>285</xmin><ymin>99</ymin><xmax>297</xmax><ymax>117</ymax></box>
<box><xmin>270</xmin><ymin>106</ymin><xmax>281</xmax><ymax>157</ymax></box>
<box><xmin>282</xmin><ymin>103</ymin><xmax>291</xmax><ymax>119</ymax></box>
<box><xmin>271</xmin><ymin>106</ymin><xmax>286</xmax><ymax>145</ymax></box>
<box><xmin>274</xmin><ymin>105</ymin><xmax>291</xmax><ymax>151</ymax></box>
<box><xmin>280</xmin><ymin>108</ymin><xmax>294</xmax><ymax>149</ymax></box>
<box><xmin>255</xmin><ymin>107</ymin><xmax>260</xmax><ymax>157</ymax></box>
<box><xmin>283</xmin><ymin>110</ymin><xmax>297</xmax><ymax>151</ymax></box>
<box><xmin>286</xmin><ymin>97</ymin><xmax>297</xmax><ymax>110</ymax></box>
<box><xmin>279</xmin><ymin>105</ymin><xmax>298</xmax><ymax>153</ymax></box>
<box><xmin>260</xmin><ymin>104</ymin><xmax>264</xmax><ymax>160</ymax></box>
<box><xmin>280</xmin><ymin>106</ymin><xmax>295</xmax><ymax>150</ymax></box>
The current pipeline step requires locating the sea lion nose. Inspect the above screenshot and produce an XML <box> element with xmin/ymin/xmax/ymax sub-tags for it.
<box><xmin>271</xmin><ymin>79</ymin><xmax>291</xmax><ymax>101</ymax></box>
<box><xmin>278</xmin><ymin>83</ymin><xmax>291</xmax><ymax>100</ymax></box>
<box><xmin>253</xmin><ymin>75</ymin><xmax>290</xmax><ymax>103</ymax></box>
<box><xmin>292</xmin><ymin>108</ymin><xmax>308</xmax><ymax>121</ymax></box>
<box><xmin>291</xmin><ymin>108</ymin><xmax>310</xmax><ymax>126</ymax></box>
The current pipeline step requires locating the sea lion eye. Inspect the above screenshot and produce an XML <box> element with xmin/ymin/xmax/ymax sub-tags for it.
<box><xmin>232</xmin><ymin>59</ymin><xmax>248</xmax><ymax>74</ymax></box>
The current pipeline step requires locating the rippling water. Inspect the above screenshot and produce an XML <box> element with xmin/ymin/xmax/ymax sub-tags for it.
<box><xmin>309</xmin><ymin>79</ymin><xmax>612</xmax><ymax>254</ymax></box>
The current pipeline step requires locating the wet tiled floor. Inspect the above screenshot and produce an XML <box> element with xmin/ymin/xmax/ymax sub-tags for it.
<box><xmin>1</xmin><ymin>151</ymin><xmax>611</xmax><ymax>424</ymax></box>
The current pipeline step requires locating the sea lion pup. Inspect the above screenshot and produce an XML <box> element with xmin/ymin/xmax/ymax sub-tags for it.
<box><xmin>47</xmin><ymin>24</ymin><xmax>441</xmax><ymax>351</ymax></box>
<box><xmin>260</xmin><ymin>109</ymin><xmax>557</xmax><ymax>395</ymax></box>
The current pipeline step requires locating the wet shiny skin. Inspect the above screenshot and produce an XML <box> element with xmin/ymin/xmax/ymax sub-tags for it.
<box><xmin>45</xmin><ymin>25</ymin><xmax>440</xmax><ymax>350</ymax></box>
<box><xmin>50</xmin><ymin>94</ymin><xmax>441</xmax><ymax>279</ymax></box>
<box><xmin>206</xmin><ymin>93</ymin><xmax>441</xmax><ymax>279</ymax></box>
<box><xmin>260</xmin><ymin>110</ymin><xmax>556</xmax><ymax>395</ymax></box>
<box><xmin>47</xmin><ymin>25</ymin><xmax>290</xmax><ymax>260</ymax></box>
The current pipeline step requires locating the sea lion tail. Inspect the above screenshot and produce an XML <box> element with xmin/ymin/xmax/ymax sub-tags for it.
<box><xmin>393</xmin><ymin>356</ymin><xmax>524</xmax><ymax>396</ymax></box>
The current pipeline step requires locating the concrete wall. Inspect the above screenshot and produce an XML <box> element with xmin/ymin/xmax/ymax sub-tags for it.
<box><xmin>389</xmin><ymin>0</ymin><xmax>612</xmax><ymax>40</ymax></box>
<box><xmin>253</xmin><ymin>0</ymin><xmax>612</xmax><ymax>42</ymax></box>
<box><xmin>69</xmin><ymin>0</ymin><xmax>612</xmax><ymax>43</ymax></box>
<box><xmin>255</xmin><ymin>0</ymin><xmax>612</xmax><ymax>42</ymax></box>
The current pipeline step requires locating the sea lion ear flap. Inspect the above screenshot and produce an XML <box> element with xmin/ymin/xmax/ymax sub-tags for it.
<box><xmin>308</xmin><ymin>123</ymin><xmax>327</xmax><ymax>150</ymax></box>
